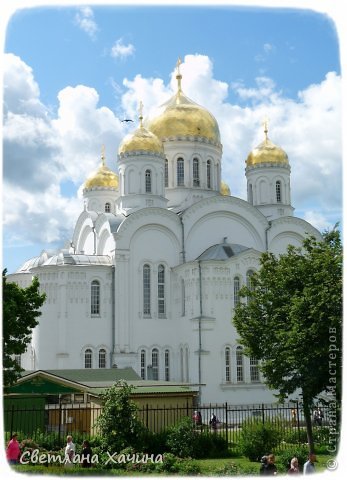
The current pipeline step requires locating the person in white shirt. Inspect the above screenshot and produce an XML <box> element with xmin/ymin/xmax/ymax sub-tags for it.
<box><xmin>303</xmin><ymin>453</ymin><xmax>316</xmax><ymax>474</ymax></box>
<box><xmin>64</xmin><ymin>435</ymin><xmax>75</xmax><ymax>467</ymax></box>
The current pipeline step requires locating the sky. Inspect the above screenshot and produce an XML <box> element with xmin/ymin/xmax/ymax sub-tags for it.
<box><xmin>1</xmin><ymin>0</ymin><xmax>344</xmax><ymax>275</ymax></box>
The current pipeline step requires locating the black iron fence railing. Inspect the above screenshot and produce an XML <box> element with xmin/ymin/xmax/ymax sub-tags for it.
<box><xmin>4</xmin><ymin>401</ymin><xmax>330</xmax><ymax>450</ymax></box>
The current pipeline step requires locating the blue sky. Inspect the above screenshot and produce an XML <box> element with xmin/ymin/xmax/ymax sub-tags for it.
<box><xmin>2</xmin><ymin>1</ymin><xmax>343</xmax><ymax>274</ymax></box>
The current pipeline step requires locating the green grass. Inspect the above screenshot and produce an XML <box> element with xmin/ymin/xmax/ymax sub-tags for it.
<box><xmin>11</xmin><ymin>453</ymin><xmax>335</xmax><ymax>476</ymax></box>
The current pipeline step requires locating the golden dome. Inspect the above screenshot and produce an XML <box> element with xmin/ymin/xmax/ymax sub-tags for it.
<box><xmin>118</xmin><ymin>125</ymin><xmax>164</xmax><ymax>155</ymax></box>
<box><xmin>147</xmin><ymin>60</ymin><xmax>220</xmax><ymax>145</ymax></box>
<box><xmin>84</xmin><ymin>151</ymin><xmax>119</xmax><ymax>189</ymax></box>
<box><xmin>220</xmin><ymin>180</ymin><xmax>231</xmax><ymax>196</ymax></box>
<box><xmin>246</xmin><ymin>124</ymin><xmax>288</xmax><ymax>167</ymax></box>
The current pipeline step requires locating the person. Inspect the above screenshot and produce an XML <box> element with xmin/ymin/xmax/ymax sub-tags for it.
<box><xmin>209</xmin><ymin>413</ymin><xmax>218</xmax><ymax>431</ymax></box>
<box><xmin>6</xmin><ymin>433</ymin><xmax>21</xmax><ymax>465</ymax></box>
<box><xmin>64</xmin><ymin>435</ymin><xmax>75</xmax><ymax>467</ymax></box>
<box><xmin>259</xmin><ymin>455</ymin><xmax>268</xmax><ymax>475</ymax></box>
<box><xmin>288</xmin><ymin>457</ymin><xmax>300</xmax><ymax>474</ymax></box>
<box><xmin>291</xmin><ymin>408</ymin><xmax>297</xmax><ymax>426</ymax></box>
<box><xmin>263</xmin><ymin>453</ymin><xmax>277</xmax><ymax>476</ymax></box>
<box><xmin>317</xmin><ymin>408</ymin><xmax>324</xmax><ymax>426</ymax></box>
<box><xmin>303</xmin><ymin>453</ymin><xmax>316</xmax><ymax>475</ymax></box>
<box><xmin>81</xmin><ymin>440</ymin><xmax>93</xmax><ymax>468</ymax></box>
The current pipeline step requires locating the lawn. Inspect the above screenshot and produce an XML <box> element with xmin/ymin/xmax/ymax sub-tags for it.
<box><xmin>10</xmin><ymin>453</ymin><xmax>334</xmax><ymax>476</ymax></box>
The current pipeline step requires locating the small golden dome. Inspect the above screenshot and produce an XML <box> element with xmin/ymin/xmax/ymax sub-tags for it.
<box><xmin>220</xmin><ymin>181</ymin><xmax>231</xmax><ymax>196</ymax></box>
<box><xmin>118</xmin><ymin>125</ymin><xmax>164</xmax><ymax>155</ymax></box>
<box><xmin>147</xmin><ymin>60</ymin><xmax>220</xmax><ymax>145</ymax></box>
<box><xmin>246</xmin><ymin>123</ymin><xmax>288</xmax><ymax>167</ymax></box>
<box><xmin>85</xmin><ymin>150</ymin><xmax>119</xmax><ymax>189</ymax></box>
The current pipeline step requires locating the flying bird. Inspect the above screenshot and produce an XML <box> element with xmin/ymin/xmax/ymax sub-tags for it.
<box><xmin>121</xmin><ymin>119</ymin><xmax>134</xmax><ymax>123</ymax></box>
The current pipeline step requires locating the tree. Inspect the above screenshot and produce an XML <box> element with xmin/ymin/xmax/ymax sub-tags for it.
<box><xmin>3</xmin><ymin>269</ymin><xmax>46</xmax><ymax>386</ymax></box>
<box><xmin>233</xmin><ymin>228</ymin><xmax>342</xmax><ymax>454</ymax></box>
<box><xmin>95</xmin><ymin>380</ymin><xmax>146</xmax><ymax>453</ymax></box>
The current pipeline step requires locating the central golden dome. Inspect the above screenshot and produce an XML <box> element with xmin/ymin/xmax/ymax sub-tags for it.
<box><xmin>147</xmin><ymin>61</ymin><xmax>220</xmax><ymax>145</ymax></box>
<box><xmin>85</xmin><ymin>151</ymin><xmax>119</xmax><ymax>189</ymax></box>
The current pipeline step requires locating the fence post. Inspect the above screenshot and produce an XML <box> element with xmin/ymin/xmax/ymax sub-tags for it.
<box><xmin>262</xmin><ymin>403</ymin><xmax>265</xmax><ymax>424</ymax></box>
<box><xmin>296</xmin><ymin>401</ymin><xmax>300</xmax><ymax>444</ymax></box>
<box><xmin>10</xmin><ymin>404</ymin><xmax>14</xmax><ymax>439</ymax></box>
<box><xmin>225</xmin><ymin>402</ymin><xmax>228</xmax><ymax>445</ymax></box>
<box><xmin>58</xmin><ymin>400</ymin><xmax>62</xmax><ymax>445</ymax></box>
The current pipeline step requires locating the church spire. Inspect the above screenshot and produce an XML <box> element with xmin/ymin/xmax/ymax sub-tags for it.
<box><xmin>101</xmin><ymin>144</ymin><xmax>106</xmax><ymax>166</ymax></box>
<box><xmin>176</xmin><ymin>57</ymin><xmax>182</xmax><ymax>93</ymax></box>
<box><xmin>263</xmin><ymin>117</ymin><xmax>269</xmax><ymax>143</ymax></box>
<box><xmin>138</xmin><ymin>100</ymin><xmax>144</xmax><ymax>128</ymax></box>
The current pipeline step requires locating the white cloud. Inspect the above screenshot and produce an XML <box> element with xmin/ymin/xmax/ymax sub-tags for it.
<box><xmin>3</xmin><ymin>53</ymin><xmax>342</xmax><ymax>253</ymax></box>
<box><xmin>111</xmin><ymin>38</ymin><xmax>135</xmax><ymax>59</ymax></box>
<box><xmin>74</xmin><ymin>6</ymin><xmax>98</xmax><ymax>40</ymax></box>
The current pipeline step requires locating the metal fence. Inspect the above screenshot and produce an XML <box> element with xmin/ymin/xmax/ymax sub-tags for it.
<box><xmin>4</xmin><ymin>401</ymin><xmax>329</xmax><ymax>450</ymax></box>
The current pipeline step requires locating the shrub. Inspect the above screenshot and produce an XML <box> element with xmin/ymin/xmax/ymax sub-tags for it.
<box><xmin>166</xmin><ymin>417</ymin><xmax>198</xmax><ymax>458</ymax></box>
<box><xmin>194</xmin><ymin>431</ymin><xmax>229</xmax><ymax>458</ymax></box>
<box><xmin>275</xmin><ymin>444</ymin><xmax>309</xmax><ymax>472</ymax></box>
<box><xmin>238</xmin><ymin>420</ymin><xmax>281</xmax><ymax>461</ymax></box>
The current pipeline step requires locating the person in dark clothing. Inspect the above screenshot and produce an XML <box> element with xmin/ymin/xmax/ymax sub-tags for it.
<box><xmin>81</xmin><ymin>440</ymin><xmax>93</xmax><ymax>468</ymax></box>
<box><xmin>262</xmin><ymin>454</ymin><xmax>277</xmax><ymax>476</ymax></box>
<box><xmin>259</xmin><ymin>455</ymin><xmax>268</xmax><ymax>475</ymax></box>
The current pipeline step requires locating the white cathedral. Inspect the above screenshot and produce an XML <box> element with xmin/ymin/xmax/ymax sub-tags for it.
<box><xmin>9</xmin><ymin>64</ymin><xmax>321</xmax><ymax>405</ymax></box>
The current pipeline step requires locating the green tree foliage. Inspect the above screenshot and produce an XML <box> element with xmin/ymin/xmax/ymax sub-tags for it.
<box><xmin>3</xmin><ymin>270</ymin><xmax>46</xmax><ymax>386</ymax></box>
<box><xmin>233</xmin><ymin>229</ymin><xmax>342</xmax><ymax>453</ymax></box>
<box><xmin>238</xmin><ymin>420</ymin><xmax>281</xmax><ymax>461</ymax></box>
<box><xmin>95</xmin><ymin>381</ymin><xmax>146</xmax><ymax>453</ymax></box>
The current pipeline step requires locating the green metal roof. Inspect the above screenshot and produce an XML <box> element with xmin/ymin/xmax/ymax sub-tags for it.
<box><xmin>22</xmin><ymin>368</ymin><xmax>140</xmax><ymax>383</ymax></box>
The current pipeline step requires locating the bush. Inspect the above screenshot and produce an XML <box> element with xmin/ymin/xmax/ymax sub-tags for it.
<box><xmin>238</xmin><ymin>420</ymin><xmax>281</xmax><ymax>461</ymax></box>
<box><xmin>275</xmin><ymin>444</ymin><xmax>309</xmax><ymax>472</ymax></box>
<box><xmin>166</xmin><ymin>417</ymin><xmax>198</xmax><ymax>458</ymax></box>
<box><xmin>194</xmin><ymin>431</ymin><xmax>229</xmax><ymax>458</ymax></box>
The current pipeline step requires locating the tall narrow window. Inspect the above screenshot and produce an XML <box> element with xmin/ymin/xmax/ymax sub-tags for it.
<box><xmin>85</xmin><ymin>349</ymin><xmax>92</xmax><ymax>369</ymax></box>
<box><xmin>185</xmin><ymin>347</ymin><xmax>189</xmax><ymax>382</ymax></box>
<box><xmin>250</xmin><ymin>356</ymin><xmax>260</xmax><ymax>382</ymax></box>
<box><xmin>99</xmin><ymin>348</ymin><xmax>106</xmax><ymax>368</ymax></box>
<box><xmin>180</xmin><ymin>347</ymin><xmax>184</xmax><ymax>381</ymax></box>
<box><xmin>14</xmin><ymin>355</ymin><xmax>21</xmax><ymax>367</ymax></box>
<box><xmin>91</xmin><ymin>280</ymin><xmax>100</xmax><ymax>315</ymax></box>
<box><xmin>140</xmin><ymin>350</ymin><xmax>146</xmax><ymax>379</ymax></box>
<box><xmin>248</xmin><ymin>184</ymin><xmax>253</xmax><ymax>205</ymax></box>
<box><xmin>165</xmin><ymin>159</ymin><xmax>168</xmax><ymax>187</ymax></box>
<box><xmin>158</xmin><ymin>264</ymin><xmax>165</xmax><ymax>316</ymax></box>
<box><xmin>145</xmin><ymin>169</ymin><xmax>152</xmax><ymax>193</ymax></box>
<box><xmin>152</xmin><ymin>348</ymin><xmax>159</xmax><ymax>380</ymax></box>
<box><xmin>236</xmin><ymin>347</ymin><xmax>244</xmax><ymax>382</ymax></box>
<box><xmin>143</xmin><ymin>264</ymin><xmax>151</xmax><ymax>316</ymax></box>
<box><xmin>207</xmin><ymin>160</ymin><xmax>211</xmax><ymax>189</ymax></box>
<box><xmin>246</xmin><ymin>270</ymin><xmax>255</xmax><ymax>305</ymax></box>
<box><xmin>181</xmin><ymin>279</ymin><xmax>185</xmax><ymax>316</ymax></box>
<box><xmin>177</xmin><ymin>158</ymin><xmax>184</xmax><ymax>186</ymax></box>
<box><xmin>105</xmin><ymin>202</ymin><xmax>111</xmax><ymax>213</ymax></box>
<box><xmin>276</xmin><ymin>180</ymin><xmax>282</xmax><ymax>203</ymax></box>
<box><xmin>225</xmin><ymin>347</ymin><xmax>231</xmax><ymax>382</ymax></box>
<box><xmin>193</xmin><ymin>158</ymin><xmax>200</xmax><ymax>186</ymax></box>
<box><xmin>234</xmin><ymin>277</ymin><xmax>240</xmax><ymax>307</ymax></box>
<box><xmin>165</xmin><ymin>349</ymin><xmax>170</xmax><ymax>381</ymax></box>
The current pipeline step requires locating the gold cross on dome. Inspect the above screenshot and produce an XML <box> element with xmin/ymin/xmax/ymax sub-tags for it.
<box><xmin>138</xmin><ymin>101</ymin><xmax>144</xmax><ymax>127</ymax></box>
<box><xmin>263</xmin><ymin>117</ymin><xmax>269</xmax><ymax>141</ymax></box>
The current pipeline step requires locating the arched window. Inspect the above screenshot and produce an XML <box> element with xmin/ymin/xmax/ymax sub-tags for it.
<box><xmin>140</xmin><ymin>350</ymin><xmax>146</xmax><ymax>380</ymax></box>
<box><xmin>193</xmin><ymin>158</ymin><xmax>200</xmax><ymax>186</ymax></box>
<box><xmin>105</xmin><ymin>202</ymin><xmax>111</xmax><ymax>213</ymax></box>
<box><xmin>143</xmin><ymin>265</ymin><xmax>151</xmax><ymax>316</ymax></box>
<box><xmin>177</xmin><ymin>158</ymin><xmax>184</xmax><ymax>186</ymax></box>
<box><xmin>236</xmin><ymin>347</ymin><xmax>244</xmax><ymax>382</ymax></box>
<box><xmin>276</xmin><ymin>180</ymin><xmax>282</xmax><ymax>203</ymax></box>
<box><xmin>99</xmin><ymin>348</ymin><xmax>106</xmax><ymax>368</ymax></box>
<box><xmin>152</xmin><ymin>348</ymin><xmax>159</xmax><ymax>380</ymax></box>
<box><xmin>225</xmin><ymin>347</ymin><xmax>231</xmax><ymax>382</ymax></box>
<box><xmin>158</xmin><ymin>264</ymin><xmax>165</xmax><ymax>316</ymax></box>
<box><xmin>145</xmin><ymin>169</ymin><xmax>152</xmax><ymax>193</ymax></box>
<box><xmin>85</xmin><ymin>349</ymin><xmax>92</xmax><ymax>369</ymax></box>
<box><xmin>165</xmin><ymin>349</ymin><xmax>170</xmax><ymax>381</ymax></box>
<box><xmin>207</xmin><ymin>160</ymin><xmax>211</xmax><ymax>189</ymax></box>
<box><xmin>234</xmin><ymin>277</ymin><xmax>240</xmax><ymax>307</ymax></box>
<box><xmin>165</xmin><ymin>159</ymin><xmax>168</xmax><ymax>187</ymax></box>
<box><xmin>250</xmin><ymin>356</ymin><xmax>260</xmax><ymax>382</ymax></box>
<box><xmin>91</xmin><ymin>280</ymin><xmax>100</xmax><ymax>315</ymax></box>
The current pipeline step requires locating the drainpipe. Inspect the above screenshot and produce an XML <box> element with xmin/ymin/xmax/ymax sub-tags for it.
<box><xmin>111</xmin><ymin>265</ymin><xmax>116</xmax><ymax>367</ymax></box>
<box><xmin>265</xmin><ymin>221</ymin><xmax>272</xmax><ymax>252</ymax></box>
<box><xmin>198</xmin><ymin>260</ymin><xmax>203</xmax><ymax>405</ymax></box>
<box><xmin>179</xmin><ymin>214</ymin><xmax>186</xmax><ymax>263</ymax></box>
